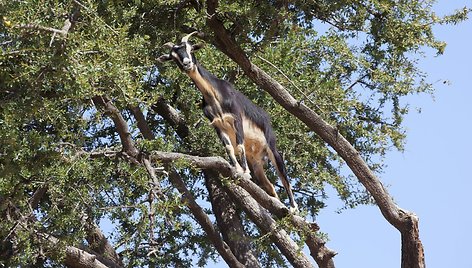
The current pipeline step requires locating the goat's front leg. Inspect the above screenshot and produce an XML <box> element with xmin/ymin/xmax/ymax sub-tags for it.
<box><xmin>234</xmin><ymin>117</ymin><xmax>250</xmax><ymax>178</ymax></box>
<box><xmin>217</xmin><ymin>129</ymin><xmax>244</xmax><ymax>173</ymax></box>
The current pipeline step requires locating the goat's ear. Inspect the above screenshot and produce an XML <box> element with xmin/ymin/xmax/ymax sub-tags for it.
<box><xmin>192</xmin><ymin>43</ymin><xmax>204</xmax><ymax>51</ymax></box>
<box><xmin>157</xmin><ymin>54</ymin><xmax>172</xmax><ymax>63</ymax></box>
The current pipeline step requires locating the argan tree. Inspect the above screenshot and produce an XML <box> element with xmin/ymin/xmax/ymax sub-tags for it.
<box><xmin>0</xmin><ymin>1</ymin><xmax>469</xmax><ymax>267</ymax></box>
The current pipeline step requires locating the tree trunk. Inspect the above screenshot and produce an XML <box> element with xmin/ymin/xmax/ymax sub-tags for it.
<box><xmin>205</xmin><ymin>170</ymin><xmax>261</xmax><ymax>268</ymax></box>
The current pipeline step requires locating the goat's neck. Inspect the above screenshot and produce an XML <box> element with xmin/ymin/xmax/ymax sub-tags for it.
<box><xmin>187</xmin><ymin>65</ymin><xmax>220</xmax><ymax>104</ymax></box>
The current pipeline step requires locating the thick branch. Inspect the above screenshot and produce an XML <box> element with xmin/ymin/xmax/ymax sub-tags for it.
<box><xmin>85</xmin><ymin>223</ymin><xmax>124</xmax><ymax>268</ymax></box>
<box><xmin>151</xmin><ymin>97</ymin><xmax>190</xmax><ymax>138</ymax></box>
<box><xmin>224</xmin><ymin>182</ymin><xmax>314</xmax><ymax>268</ymax></box>
<box><xmin>32</xmin><ymin>185</ymin><xmax>122</xmax><ymax>267</ymax></box>
<box><xmin>151</xmin><ymin>151</ymin><xmax>235</xmax><ymax>175</ymax></box>
<box><xmin>92</xmin><ymin>96</ymin><xmax>139</xmax><ymax>157</ymax></box>
<box><xmin>43</xmin><ymin>234</ymin><xmax>110</xmax><ymax>268</ymax></box>
<box><xmin>5</xmin><ymin>188</ymin><xmax>122</xmax><ymax>268</ymax></box>
<box><xmin>205</xmin><ymin>2</ymin><xmax>424</xmax><ymax>267</ymax></box>
<box><xmin>152</xmin><ymin>150</ymin><xmax>335</xmax><ymax>267</ymax></box>
<box><xmin>237</xmin><ymin>176</ymin><xmax>337</xmax><ymax>268</ymax></box>
<box><xmin>167</xmin><ymin>169</ymin><xmax>244</xmax><ymax>268</ymax></box>
<box><xmin>205</xmin><ymin>170</ymin><xmax>261</xmax><ymax>267</ymax></box>
<box><xmin>63</xmin><ymin>247</ymin><xmax>108</xmax><ymax>268</ymax></box>
<box><xmin>156</xmin><ymin>150</ymin><xmax>312</xmax><ymax>266</ymax></box>
<box><xmin>129</xmin><ymin>105</ymin><xmax>155</xmax><ymax>140</ymax></box>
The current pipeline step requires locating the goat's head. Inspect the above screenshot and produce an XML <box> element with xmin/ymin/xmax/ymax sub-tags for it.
<box><xmin>158</xmin><ymin>31</ymin><xmax>204</xmax><ymax>72</ymax></box>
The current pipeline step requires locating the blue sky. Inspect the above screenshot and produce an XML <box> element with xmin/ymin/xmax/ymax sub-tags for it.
<box><xmin>316</xmin><ymin>2</ymin><xmax>472</xmax><ymax>267</ymax></box>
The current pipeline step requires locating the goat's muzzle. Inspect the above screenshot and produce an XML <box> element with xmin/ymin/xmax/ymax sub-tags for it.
<box><xmin>182</xmin><ymin>58</ymin><xmax>195</xmax><ymax>71</ymax></box>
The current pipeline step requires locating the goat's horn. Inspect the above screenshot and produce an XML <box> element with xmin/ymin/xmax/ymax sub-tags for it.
<box><xmin>181</xmin><ymin>31</ymin><xmax>198</xmax><ymax>43</ymax></box>
<box><xmin>163</xmin><ymin>42</ymin><xmax>175</xmax><ymax>48</ymax></box>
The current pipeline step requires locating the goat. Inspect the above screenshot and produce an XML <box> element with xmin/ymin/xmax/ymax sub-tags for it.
<box><xmin>158</xmin><ymin>31</ymin><xmax>297</xmax><ymax>210</ymax></box>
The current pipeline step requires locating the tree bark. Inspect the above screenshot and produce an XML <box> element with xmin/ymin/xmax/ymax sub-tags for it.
<box><xmin>236</xmin><ymin>175</ymin><xmax>337</xmax><ymax>268</ymax></box>
<box><xmin>205</xmin><ymin>3</ymin><xmax>425</xmax><ymax>267</ymax></box>
<box><xmin>43</xmin><ymin>234</ymin><xmax>112</xmax><ymax>268</ymax></box>
<box><xmin>205</xmin><ymin>170</ymin><xmax>261</xmax><ymax>268</ymax></box>
<box><xmin>151</xmin><ymin>97</ymin><xmax>189</xmax><ymax>138</ymax></box>
<box><xmin>167</xmin><ymin>169</ymin><xmax>245</xmax><ymax>268</ymax></box>
<box><xmin>224</xmin><ymin>182</ymin><xmax>315</xmax><ymax>268</ymax></box>
<box><xmin>150</xmin><ymin>151</ymin><xmax>314</xmax><ymax>266</ymax></box>
<box><xmin>63</xmin><ymin>246</ymin><xmax>109</xmax><ymax>268</ymax></box>
<box><xmin>85</xmin><ymin>223</ymin><xmax>124</xmax><ymax>268</ymax></box>
<box><xmin>92</xmin><ymin>96</ymin><xmax>139</xmax><ymax>157</ymax></box>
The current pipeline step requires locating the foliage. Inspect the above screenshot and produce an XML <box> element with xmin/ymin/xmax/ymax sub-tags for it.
<box><xmin>0</xmin><ymin>0</ymin><xmax>469</xmax><ymax>266</ymax></box>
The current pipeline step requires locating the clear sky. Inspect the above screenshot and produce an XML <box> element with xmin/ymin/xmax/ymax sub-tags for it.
<box><xmin>316</xmin><ymin>1</ymin><xmax>472</xmax><ymax>267</ymax></box>
<box><xmin>208</xmin><ymin>1</ymin><xmax>472</xmax><ymax>267</ymax></box>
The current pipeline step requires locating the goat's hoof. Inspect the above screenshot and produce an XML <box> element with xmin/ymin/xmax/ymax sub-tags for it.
<box><xmin>235</xmin><ymin>166</ymin><xmax>245</xmax><ymax>175</ymax></box>
<box><xmin>289</xmin><ymin>205</ymin><xmax>299</xmax><ymax>214</ymax></box>
<box><xmin>241</xmin><ymin>172</ymin><xmax>252</xmax><ymax>180</ymax></box>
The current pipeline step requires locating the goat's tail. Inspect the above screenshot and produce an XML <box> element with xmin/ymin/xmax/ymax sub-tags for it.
<box><xmin>267</xmin><ymin>145</ymin><xmax>298</xmax><ymax>210</ymax></box>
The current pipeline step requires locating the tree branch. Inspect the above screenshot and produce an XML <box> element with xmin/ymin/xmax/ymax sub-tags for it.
<box><xmin>151</xmin><ymin>96</ymin><xmax>190</xmax><ymax>138</ymax></box>
<box><xmin>15</xmin><ymin>6</ymin><xmax>79</xmax><ymax>47</ymax></box>
<box><xmin>224</xmin><ymin>182</ymin><xmax>315</xmax><ymax>268</ymax></box>
<box><xmin>205</xmin><ymin>170</ymin><xmax>261</xmax><ymax>267</ymax></box>
<box><xmin>92</xmin><ymin>96</ymin><xmax>139</xmax><ymax>158</ymax></box>
<box><xmin>42</xmin><ymin>234</ymin><xmax>110</xmax><ymax>268</ymax></box>
<box><xmin>205</xmin><ymin>1</ymin><xmax>424</xmax><ymax>267</ymax></box>
<box><xmin>152</xmin><ymin>151</ymin><xmax>316</xmax><ymax>267</ymax></box>
<box><xmin>85</xmin><ymin>223</ymin><xmax>124</xmax><ymax>268</ymax></box>
<box><xmin>236</xmin><ymin>176</ymin><xmax>337</xmax><ymax>268</ymax></box>
<box><xmin>151</xmin><ymin>150</ymin><xmax>336</xmax><ymax>267</ymax></box>
<box><xmin>167</xmin><ymin>169</ymin><xmax>244</xmax><ymax>268</ymax></box>
<box><xmin>129</xmin><ymin>105</ymin><xmax>155</xmax><ymax>140</ymax></box>
<box><xmin>3</xmin><ymin>186</ymin><xmax>123</xmax><ymax>268</ymax></box>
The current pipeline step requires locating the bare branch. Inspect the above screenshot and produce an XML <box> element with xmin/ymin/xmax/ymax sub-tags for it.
<box><xmin>16</xmin><ymin>24</ymin><xmax>68</xmax><ymax>37</ymax></box>
<box><xmin>151</xmin><ymin>96</ymin><xmax>190</xmax><ymax>138</ymax></box>
<box><xmin>205</xmin><ymin>171</ymin><xmax>261</xmax><ymax>267</ymax></box>
<box><xmin>236</xmin><ymin>176</ymin><xmax>337</xmax><ymax>268</ymax></box>
<box><xmin>152</xmin><ymin>150</ymin><xmax>335</xmax><ymax>267</ymax></box>
<box><xmin>41</xmin><ymin>233</ymin><xmax>111</xmax><ymax>268</ymax></box>
<box><xmin>152</xmin><ymin>150</ymin><xmax>315</xmax><ymax>267</ymax></box>
<box><xmin>92</xmin><ymin>96</ymin><xmax>139</xmax><ymax>157</ymax></box>
<box><xmin>129</xmin><ymin>105</ymin><xmax>155</xmax><ymax>140</ymax></box>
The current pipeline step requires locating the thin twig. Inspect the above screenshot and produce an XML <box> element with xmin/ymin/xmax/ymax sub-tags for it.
<box><xmin>256</xmin><ymin>55</ymin><xmax>324</xmax><ymax>113</ymax></box>
<box><xmin>72</xmin><ymin>0</ymin><xmax>119</xmax><ymax>35</ymax></box>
